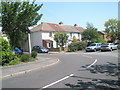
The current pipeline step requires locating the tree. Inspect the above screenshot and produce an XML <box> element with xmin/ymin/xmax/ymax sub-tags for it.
<box><xmin>82</xmin><ymin>23</ymin><xmax>105</xmax><ymax>43</ymax></box>
<box><xmin>1</xmin><ymin>1</ymin><xmax>43</xmax><ymax>48</ymax></box>
<box><xmin>104</xmin><ymin>19</ymin><xmax>119</xmax><ymax>41</ymax></box>
<box><xmin>54</xmin><ymin>32</ymin><xmax>68</xmax><ymax>51</ymax></box>
<box><xmin>72</xmin><ymin>36</ymin><xmax>77</xmax><ymax>42</ymax></box>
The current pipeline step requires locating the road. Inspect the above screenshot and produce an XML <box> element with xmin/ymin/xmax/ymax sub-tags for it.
<box><xmin>2</xmin><ymin>50</ymin><xmax>119</xmax><ymax>89</ymax></box>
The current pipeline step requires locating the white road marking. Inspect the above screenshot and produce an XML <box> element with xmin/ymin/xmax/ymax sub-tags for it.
<box><xmin>42</xmin><ymin>74</ymin><xmax>74</xmax><ymax>88</ymax></box>
<box><xmin>81</xmin><ymin>55</ymin><xmax>92</xmax><ymax>58</ymax></box>
<box><xmin>86</xmin><ymin>59</ymin><xmax>97</xmax><ymax>69</ymax></box>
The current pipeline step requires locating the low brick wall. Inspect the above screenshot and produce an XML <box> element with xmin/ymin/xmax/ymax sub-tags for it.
<box><xmin>48</xmin><ymin>48</ymin><xmax>59</xmax><ymax>51</ymax></box>
<box><xmin>48</xmin><ymin>47</ymin><xmax>69</xmax><ymax>51</ymax></box>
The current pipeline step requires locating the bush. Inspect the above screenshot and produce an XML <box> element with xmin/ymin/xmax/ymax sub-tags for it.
<box><xmin>20</xmin><ymin>54</ymin><xmax>30</xmax><ymax>62</ymax></box>
<box><xmin>68</xmin><ymin>42</ymin><xmax>79</xmax><ymax>52</ymax></box>
<box><xmin>68</xmin><ymin>41</ymin><xmax>88</xmax><ymax>52</ymax></box>
<box><xmin>31</xmin><ymin>51</ymin><xmax>37</xmax><ymax>58</ymax></box>
<box><xmin>0</xmin><ymin>37</ymin><xmax>13</xmax><ymax>65</ymax></box>
<box><xmin>117</xmin><ymin>44</ymin><xmax>120</xmax><ymax>49</ymax></box>
<box><xmin>5</xmin><ymin>55</ymin><xmax>20</xmax><ymax>66</ymax></box>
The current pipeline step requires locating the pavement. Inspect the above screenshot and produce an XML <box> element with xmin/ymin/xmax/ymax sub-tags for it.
<box><xmin>1</xmin><ymin>57</ymin><xmax>60</xmax><ymax>79</ymax></box>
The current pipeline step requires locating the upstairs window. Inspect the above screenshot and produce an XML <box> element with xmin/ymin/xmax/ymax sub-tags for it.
<box><xmin>70</xmin><ymin>33</ymin><xmax>72</xmax><ymax>38</ymax></box>
<box><xmin>49</xmin><ymin>32</ymin><xmax>52</xmax><ymax>37</ymax></box>
<box><xmin>78</xmin><ymin>33</ymin><xmax>80</xmax><ymax>38</ymax></box>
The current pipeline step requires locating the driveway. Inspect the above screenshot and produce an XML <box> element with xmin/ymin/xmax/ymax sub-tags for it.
<box><xmin>2</xmin><ymin>50</ymin><xmax>119</xmax><ymax>89</ymax></box>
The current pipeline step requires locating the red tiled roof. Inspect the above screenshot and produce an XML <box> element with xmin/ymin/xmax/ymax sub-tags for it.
<box><xmin>31</xmin><ymin>22</ymin><xmax>85</xmax><ymax>33</ymax></box>
<box><xmin>47</xmin><ymin>23</ymin><xmax>65</xmax><ymax>32</ymax></box>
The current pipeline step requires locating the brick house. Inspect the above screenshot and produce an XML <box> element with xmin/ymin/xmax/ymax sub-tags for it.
<box><xmin>98</xmin><ymin>31</ymin><xmax>112</xmax><ymax>42</ymax></box>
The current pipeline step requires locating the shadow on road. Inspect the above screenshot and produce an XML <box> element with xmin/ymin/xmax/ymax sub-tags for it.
<box><xmin>65</xmin><ymin>62</ymin><xmax>120</xmax><ymax>89</ymax></box>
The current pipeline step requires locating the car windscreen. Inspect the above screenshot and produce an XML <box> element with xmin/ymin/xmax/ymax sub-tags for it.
<box><xmin>101</xmin><ymin>43</ymin><xmax>109</xmax><ymax>46</ymax></box>
<box><xmin>90</xmin><ymin>44</ymin><xmax>96</xmax><ymax>46</ymax></box>
<box><xmin>39</xmin><ymin>46</ymin><xmax>46</xmax><ymax>49</ymax></box>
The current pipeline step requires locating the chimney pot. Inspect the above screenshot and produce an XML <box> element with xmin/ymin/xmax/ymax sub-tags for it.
<box><xmin>59</xmin><ymin>22</ymin><xmax>63</xmax><ymax>25</ymax></box>
<box><xmin>74</xmin><ymin>24</ymin><xmax>78</xmax><ymax>27</ymax></box>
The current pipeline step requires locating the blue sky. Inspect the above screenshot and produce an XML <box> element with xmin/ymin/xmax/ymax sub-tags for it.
<box><xmin>35</xmin><ymin>2</ymin><xmax>118</xmax><ymax>31</ymax></box>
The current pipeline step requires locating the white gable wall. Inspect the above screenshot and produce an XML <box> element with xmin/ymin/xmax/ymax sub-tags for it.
<box><xmin>30</xmin><ymin>31</ymin><xmax>42</xmax><ymax>49</ymax></box>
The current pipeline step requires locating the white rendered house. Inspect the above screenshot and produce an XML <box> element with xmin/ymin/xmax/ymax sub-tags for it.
<box><xmin>24</xmin><ymin>22</ymin><xmax>85</xmax><ymax>51</ymax></box>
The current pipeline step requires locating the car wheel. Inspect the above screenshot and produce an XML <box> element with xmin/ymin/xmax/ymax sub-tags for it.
<box><xmin>94</xmin><ymin>49</ymin><xmax>96</xmax><ymax>52</ymax></box>
<box><xmin>110</xmin><ymin>48</ymin><xmax>112</xmax><ymax>51</ymax></box>
<box><xmin>101</xmin><ymin>50</ymin><xmax>103</xmax><ymax>52</ymax></box>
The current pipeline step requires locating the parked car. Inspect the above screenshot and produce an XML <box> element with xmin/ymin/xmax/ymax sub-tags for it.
<box><xmin>100</xmin><ymin>43</ymin><xmax>117</xmax><ymax>51</ymax></box>
<box><xmin>32</xmin><ymin>46</ymin><xmax>48</xmax><ymax>53</ymax></box>
<box><xmin>85</xmin><ymin>43</ymin><xmax>101</xmax><ymax>52</ymax></box>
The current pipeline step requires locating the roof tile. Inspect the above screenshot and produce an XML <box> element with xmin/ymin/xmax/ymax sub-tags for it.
<box><xmin>31</xmin><ymin>22</ymin><xmax>85</xmax><ymax>33</ymax></box>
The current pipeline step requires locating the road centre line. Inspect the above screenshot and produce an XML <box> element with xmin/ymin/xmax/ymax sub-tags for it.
<box><xmin>42</xmin><ymin>74</ymin><xmax>74</xmax><ymax>89</ymax></box>
<box><xmin>81</xmin><ymin>55</ymin><xmax>93</xmax><ymax>58</ymax></box>
<box><xmin>86</xmin><ymin>59</ymin><xmax>97</xmax><ymax>69</ymax></box>
<box><xmin>42</xmin><ymin>58</ymin><xmax>97</xmax><ymax>88</ymax></box>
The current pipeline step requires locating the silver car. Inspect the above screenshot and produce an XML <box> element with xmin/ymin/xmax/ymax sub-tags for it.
<box><xmin>85</xmin><ymin>43</ymin><xmax>101</xmax><ymax>52</ymax></box>
<box><xmin>100</xmin><ymin>43</ymin><xmax>117</xmax><ymax>51</ymax></box>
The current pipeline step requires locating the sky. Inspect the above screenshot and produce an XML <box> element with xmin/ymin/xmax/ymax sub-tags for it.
<box><xmin>34</xmin><ymin>2</ymin><xmax>118</xmax><ymax>31</ymax></box>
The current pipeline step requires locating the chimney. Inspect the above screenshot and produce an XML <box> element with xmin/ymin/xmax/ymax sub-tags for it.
<box><xmin>74</xmin><ymin>24</ymin><xmax>78</xmax><ymax>27</ymax></box>
<box><xmin>59</xmin><ymin>22</ymin><xmax>63</xmax><ymax>25</ymax></box>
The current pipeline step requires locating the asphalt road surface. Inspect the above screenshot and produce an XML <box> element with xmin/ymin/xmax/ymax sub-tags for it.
<box><xmin>2</xmin><ymin>50</ymin><xmax>119</xmax><ymax>89</ymax></box>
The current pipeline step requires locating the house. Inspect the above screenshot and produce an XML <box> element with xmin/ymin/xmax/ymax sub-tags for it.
<box><xmin>0</xmin><ymin>31</ymin><xmax>9</xmax><ymax>41</ymax></box>
<box><xmin>24</xmin><ymin>22</ymin><xmax>85</xmax><ymax>51</ymax></box>
<box><xmin>98</xmin><ymin>31</ymin><xmax>112</xmax><ymax>42</ymax></box>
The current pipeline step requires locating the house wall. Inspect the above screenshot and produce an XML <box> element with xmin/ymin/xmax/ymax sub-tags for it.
<box><xmin>67</xmin><ymin>32</ymin><xmax>81</xmax><ymax>41</ymax></box>
<box><xmin>31</xmin><ymin>31</ymin><xmax>42</xmax><ymax>48</ymax></box>
<box><xmin>42</xmin><ymin>31</ymin><xmax>57</xmax><ymax>48</ymax></box>
<box><xmin>22</xmin><ymin>31</ymin><xmax>42</xmax><ymax>51</ymax></box>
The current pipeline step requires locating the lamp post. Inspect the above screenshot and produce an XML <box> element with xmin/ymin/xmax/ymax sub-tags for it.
<box><xmin>28</xmin><ymin>33</ymin><xmax>31</xmax><ymax>54</ymax></box>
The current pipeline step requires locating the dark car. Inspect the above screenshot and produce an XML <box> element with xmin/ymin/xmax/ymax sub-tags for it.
<box><xmin>32</xmin><ymin>46</ymin><xmax>48</xmax><ymax>53</ymax></box>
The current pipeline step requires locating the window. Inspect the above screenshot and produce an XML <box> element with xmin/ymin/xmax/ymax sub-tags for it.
<box><xmin>78</xmin><ymin>33</ymin><xmax>80</xmax><ymax>38</ymax></box>
<box><xmin>70</xmin><ymin>33</ymin><xmax>72</xmax><ymax>38</ymax></box>
<box><xmin>49</xmin><ymin>32</ymin><xmax>52</xmax><ymax>37</ymax></box>
<box><xmin>47</xmin><ymin>42</ymin><xmax>51</xmax><ymax>48</ymax></box>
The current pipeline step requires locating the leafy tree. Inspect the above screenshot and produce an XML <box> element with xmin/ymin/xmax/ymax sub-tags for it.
<box><xmin>1</xmin><ymin>1</ymin><xmax>43</xmax><ymax>48</ymax></box>
<box><xmin>72</xmin><ymin>36</ymin><xmax>77</xmax><ymax>42</ymax></box>
<box><xmin>82</xmin><ymin>23</ymin><xmax>105</xmax><ymax>43</ymax></box>
<box><xmin>54</xmin><ymin>32</ymin><xmax>68</xmax><ymax>51</ymax></box>
<box><xmin>104</xmin><ymin>19</ymin><xmax>119</xmax><ymax>41</ymax></box>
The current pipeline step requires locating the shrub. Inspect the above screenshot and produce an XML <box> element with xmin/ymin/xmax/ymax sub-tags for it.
<box><xmin>29</xmin><ymin>57</ymin><xmax>36</xmax><ymax>62</ymax></box>
<box><xmin>0</xmin><ymin>37</ymin><xmax>13</xmax><ymax>65</ymax></box>
<box><xmin>20</xmin><ymin>54</ymin><xmax>30</xmax><ymax>62</ymax></box>
<box><xmin>117</xmin><ymin>44</ymin><xmax>120</xmax><ymax>49</ymax></box>
<box><xmin>68</xmin><ymin>42</ymin><xmax>79</xmax><ymax>52</ymax></box>
<box><xmin>68</xmin><ymin>41</ymin><xmax>88</xmax><ymax>52</ymax></box>
<box><xmin>79</xmin><ymin>42</ymin><xmax>88</xmax><ymax>50</ymax></box>
<box><xmin>31</xmin><ymin>51</ymin><xmax>37</xmax><ymax>58</ymax></box>
<box><xmin>5</xmin><ymin>55</ymin><xmax>20</xmax><ymax>66</ymax></box>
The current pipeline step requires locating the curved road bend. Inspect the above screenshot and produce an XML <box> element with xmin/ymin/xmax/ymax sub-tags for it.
<box><xmin>2</xmin><ymin>50</ymin><xmax>118</xmax><ymax>89</ymax></box>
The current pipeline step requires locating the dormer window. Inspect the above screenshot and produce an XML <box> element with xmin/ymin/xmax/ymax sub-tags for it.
<box><xmin>49</xmin><ymin>32</ymin><xmax>52</xmax><ymax>37</ymax></box>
